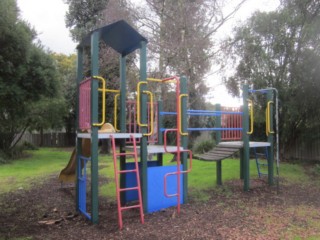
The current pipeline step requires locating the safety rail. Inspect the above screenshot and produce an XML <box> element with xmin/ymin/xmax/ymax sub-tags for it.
<box><xmin>163</xmin><ymin>128</ymin><xmax>192</xmax><ymax>213</ymax></box>
<box><xmin>92</xmin><ymin>76</ymin><xmax>106</xmax><ymax>127</ymax></box>
<box><xmin>247</xmin><ymin>99</ymin><xmax>254</xmax><ymax>134</ymax></box>
<box><xmin>266</xmin><ymin>101</ymin><xmax>274</xmax><ymax>136</ymax></box>
<box><xmin>137</xmin><ymin>81</ymin><xmax>154</xmax><ymax>136</ymax></box>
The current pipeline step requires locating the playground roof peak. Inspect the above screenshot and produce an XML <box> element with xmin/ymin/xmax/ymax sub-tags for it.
<box><xmin>77</xmin><ymin>20</ymin><xmax>148</xmax><ymax>56</ymax></box>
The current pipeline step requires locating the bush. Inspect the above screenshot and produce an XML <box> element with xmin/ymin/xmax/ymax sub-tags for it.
<box><xmin>23</xmin><ymin>141</ymin><xmax>38</xmax><ymax>150</ymax></box>
<box><xmin>194</xmin><ymin>140</ymin><xmax>216</xmax><ymax>154</ymax></box>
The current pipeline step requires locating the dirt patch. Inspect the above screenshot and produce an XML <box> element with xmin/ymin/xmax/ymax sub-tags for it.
<box><xmin>1</xmin><ymin>174</ymin><xmax>320</xmax><ymax>239</ymax></box>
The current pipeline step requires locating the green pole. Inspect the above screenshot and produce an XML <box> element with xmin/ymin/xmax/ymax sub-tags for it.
<box><xmin>215</xmin><ymin>104</ymin><xmax>222</xmax><ymax>186</ymax></box>
<box><xmin>119</xmin><ymin>54</ymin><xmax>127</xmax><ymax>204</ymax></box>
<box><xmin>267</xmin><ymin>90</ymin><xmax>274</xmax><ymax>185</ymax></box>
<box><xmin>157</xmin><ymin>100</ymin><xmax>163</xmax><ymax>166</ymax></box>
<box><xmin>242</xmin><ymin>85</ymin><xmax>250</xmax><ymax>191</ymax></box>
<box><xmin>90</xmin><ymin>30</ymin><xmax>100</xmax><ymax>223</ymax></box>
<box><xmin>139</xmin><ymin>41</ymin><xmax>148</xmax><ymax>212</ymax></box>
<box><xmin>76</xmin><ymin>47</ymin><xmax>84</xmax><ymax>211</ymax></box>
<box><xmin>239</xmin><ymin>106</ymin><xmax>244</xmax><ymax>180</ymax></box>
<box><xmin>180</xmin><ymin>76</ymin><xmax>188</xmax><ymax>203</ymax></box>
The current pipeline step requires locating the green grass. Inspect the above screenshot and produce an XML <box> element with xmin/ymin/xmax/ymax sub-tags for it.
<box><xmin>0</xmin><ymin>148</ymin><xmax>313</xmax><ymax>200</ymax></box>
<box><xmin>0</xmin><ymin>148</ymin><xmax>72</xmax><ymax>193</ymax></box>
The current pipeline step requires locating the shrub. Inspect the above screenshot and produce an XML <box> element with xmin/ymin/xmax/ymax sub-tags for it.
<box><xmin>194</xmin><ymin>140</ymin><xmax>216</xmax><ymax>154</ymax></box>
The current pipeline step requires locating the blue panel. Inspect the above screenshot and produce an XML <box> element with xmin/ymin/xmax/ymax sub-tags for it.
<box><xmin>124</xmin><ymin>162</ymin><xmax>138</xmax><ymax>202</ymax></box>
<box><xmin>124</xmin><ymin>161</ymin><xmax>159</xmax><ymax>202</ymax></box>
<box><xmin>147</xmin><ymin>165</ymin><xmax>184</xmax><ymax>213</ymax></box>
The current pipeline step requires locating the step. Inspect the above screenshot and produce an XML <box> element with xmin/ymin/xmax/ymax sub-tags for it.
<box><xmin>118</xmin><ymin>169</ymin><xmax>138</xmax><ymax>174</ymax></box>
<box><xmin>120</xmin><ymin>204</ymin><xmax>141</xmax><ymax>211</ymax></box>
<box><xmin>119</xmin><ymin>186</ymin><xmax>139</xmax><ymax>192</ymax></box>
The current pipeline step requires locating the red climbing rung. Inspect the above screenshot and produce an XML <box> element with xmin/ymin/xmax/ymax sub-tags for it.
<box><xmin>118</xmin><ymin>169</ymin><xmax>137</xmax><ymax>174</ymax></box>
<box><xmin>121</xmin><ymin>204</ymin><xmax>141</xmax><ymax>210</ymax></box>
<box><xmin>119</xmin><ymin>186</ymin><xmax>139</xmax><ymax>192</ymax></box>
<box><xmin>111</xmin><ymin>134</ymin><xmax>144</xmax><ymax>230</ymax></box>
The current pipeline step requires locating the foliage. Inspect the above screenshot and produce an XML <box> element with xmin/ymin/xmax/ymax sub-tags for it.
<box><xmin>64</xmin><ymin>0</ymin><xmax>110</xmax><ymax>42</ymax></box>
<box><xmin>51</xmin><ymin>53</ymin><xmax>77</xmax><ymax>137</ymax></box>
<box><xmin>0</xmin><ymin>0</ymin><xmax>64</xmax><ymax>156</ymax></box>
<box><xmin>132</xmin><ymin>0</ymin><xmax>247</xmax><ymax>147</ymax></box>
<box><xmin>222</xmin><ymin>0</ymin><xmax>320</xmax><ymax>157</ymax></box>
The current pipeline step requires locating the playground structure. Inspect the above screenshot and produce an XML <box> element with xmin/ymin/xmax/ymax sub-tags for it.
<box><xmin>66</xmin><ymin>20</ymin><xmax>279</xmax><ymax>228</ymax></box>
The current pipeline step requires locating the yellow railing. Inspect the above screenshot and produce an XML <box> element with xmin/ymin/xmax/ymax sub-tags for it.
<box><xmin>92</xmin><ymin>75</ymin><xmax>120</xmax><ymax>127</ymax></box>
<box><xmin>92</xmin><ymin>76</ymin><xmax>106</xmax><ymax>127</ymax></box>
<box><xmin>137</xmin><ymin>82</ymin><xmax>148</xmax><ymax>127</ymax></box>
<box><xmin>247</xmin><ymin>99</ymin><xmax>254</xmax><ymax>134</ymax></box>
<box><xmin>137</xmin><ymin>81</ymin><xmax>154</xmax><ymax>136</ymax></box>
<box><xmin>179</xmin><ymin>94</ymin><xmax>188</xmax><ymax>136</ymax></box>
<box><xmin>266</xmin><ymin>101</ymin><xmax>274</xmax><ymax>136</ymax></box>
<box><xmin>144</xmin><ymin>90</ymin><xmax>154</xmax><ymax>136</ymax></box>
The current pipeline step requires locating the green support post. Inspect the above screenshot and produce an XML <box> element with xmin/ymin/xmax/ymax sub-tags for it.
<box><xmin>139</xmin><ymin>41</ymin><xmax>148</xmax><ymax>212</ymax></box>
<box><xmin>75</xmin><ymin>47</ymin><xmax>84</xmax><ymax>210</ymax></box>
<box><xmin>180</xmin><ymin>76</ymin><xmax>188</xmax><ymax>203</ymax></box>
<box><xmin>119</xmin><ymin>55</ymin><xmax>127</xmax><ymax>204</ymax></box>
<box><xmin>215</xmin><ymin>104</ymin><xmax>222</xmax><ymax>186</ymax></box>
<box><xmin>242</xmin><ymin>85</ymin><xmax>250</xmax><ymax>191</ymax></box>
<box><xmin>90</xmin><ymin>31</ymin><xmax>100</xmax><ymax>223</ymax></box>
<box><xmin>239</xmin><ymin>106</ymin><xmax>244</xmax><ymax>180</ymax></box>
<box><xmin>157</xmin><ymin>100</ymin><xmax>163</xmax><ymax>166</ymax></box>
<box><xmin>267</xmin><ymin>90</ymin><xmax>274</xmax><ymax>186</ymax></box>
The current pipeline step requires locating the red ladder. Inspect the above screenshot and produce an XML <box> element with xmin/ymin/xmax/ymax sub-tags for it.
<box><xmin>110</xmin><ymin>135</ymin><xmax>144</xmax><ymax>229</ymax></box>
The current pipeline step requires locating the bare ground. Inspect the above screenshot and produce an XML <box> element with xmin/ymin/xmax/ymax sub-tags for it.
<box><xmin>1</xmin><ymin>170</ymin><xmax>320</xmax><ymax>240</ymax></box>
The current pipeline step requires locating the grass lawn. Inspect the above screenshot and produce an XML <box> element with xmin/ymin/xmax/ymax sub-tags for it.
<box><xmin>0</xmin><ymin>148</ymin><xmax>71</xmax><ymax>194</ymax></box>
<box><xmin>0</xmin><ymin>147</ymin><xmax>310</xmax><ymax>199</ymax></box>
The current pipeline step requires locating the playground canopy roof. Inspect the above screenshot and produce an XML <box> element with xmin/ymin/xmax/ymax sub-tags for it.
<box><xmin>77</xmin><ymin>20</ymin><xmax>148</xmax><ymax>56</ymax></box>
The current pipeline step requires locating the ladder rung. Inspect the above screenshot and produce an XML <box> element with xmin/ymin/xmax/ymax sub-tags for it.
<box><xmin>118</xmin><ymin>169</ymin><xmax>137</xmax><ymax>174</ymax></box>
<box><xmin>121</xmin><ymin>204</ymin><xmax>141</xmax><ymax>211</ymax></box>
<box><xmin>119</xmin><ymin>186</ymin><xmax>139</xmax><ymax>192</ymax></box>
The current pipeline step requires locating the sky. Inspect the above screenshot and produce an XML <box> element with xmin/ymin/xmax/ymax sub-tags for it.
<box><xmin>17</xmin><ymin>0</ymin><xmax>76</xmax><ymax>55</ymax></box>
<box><xmin>17</xmin><ymin>0</ymin><xmax>279</xmax><ymax>106</ymax></box>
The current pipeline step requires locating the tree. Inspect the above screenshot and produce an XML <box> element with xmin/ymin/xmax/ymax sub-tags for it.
<box><xmin>223</xmin><ymin>0</ymin><xmax>320</xmax><ymax>157</ymax></box>
<box><xmin>132</xmin><ymin>0</ymin><xmax>247</xmax><ymax>145</ymax></box>
<box><xmin>51</xmin><ymin>53</ymin><xmax>77</xmax><ymax>145</ymax></box>
<box><xmin>0</xmin><ymin>0</ymin><xmax>63</xmax><ymax>154</ymax></box>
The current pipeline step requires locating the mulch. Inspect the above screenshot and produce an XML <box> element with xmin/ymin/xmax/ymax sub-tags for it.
<box><xmin>1</xmin><ymin>171</ymin><xmax>320</xmax><ymax>240</ymax></box>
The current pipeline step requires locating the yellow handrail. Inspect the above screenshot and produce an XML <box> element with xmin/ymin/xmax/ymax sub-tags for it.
<box><xmin>146</xmin><ymin>77</ymin><xmax>162</xmax><ymax>82</ymax></box>
<box><xmin>247</xmin><ymin>99</ymin><xmax>254</xmax><ymax>134</ymax></box>
<box><xmin>92</xmin><ymin>76</ymin><xmax>106</xmax><ymax>127</ymax></box>
<box><xmin>146</xmin><ymin>77</ymin><xmax>177</xmax><ymax>84</ymax></box>
<box><xmin>143</xmin><ymin>90</ymin><xmax>154</xmax><ymax>137</ymax></box>
<box><xmin>114</xmin><ymin>94</ymin><xmax>120</xmax><ymax>132</ymax></box>
<box><xmin>137</xmin><ymin>82</ymin><xmax>148</xmax><ymax>127</ymax></box>
<box><xmin>266</xmin><ymin>101</ymin><xmax>274</xmax><ymax>135</ymax></box>
<box><xmin>98</xmin><ymin>88</ymin><xmax>120</xmax><ymax>93</ymax></box>
<box><xmin>179</xmin><ymin>94</ymin><xmax>189</xmax><ymax>136</ymax></box>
